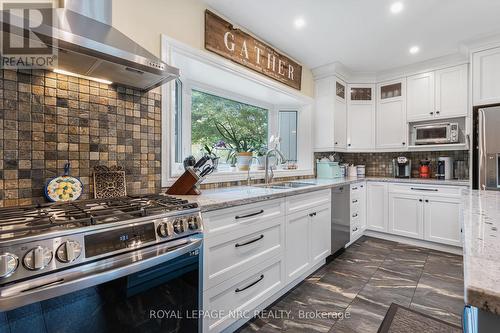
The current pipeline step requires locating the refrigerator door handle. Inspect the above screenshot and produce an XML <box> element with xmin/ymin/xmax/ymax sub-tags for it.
<box><xmin>479</xmin><ymin>109</ymin><xmax>487</xmax><ymax>190</ymax></box>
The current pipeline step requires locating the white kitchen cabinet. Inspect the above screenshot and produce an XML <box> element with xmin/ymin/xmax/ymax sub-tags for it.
<box><xmin>334</xmin><ymin>80</ymin><xmax>348</xmax><ymax>149</ymax></box>
<box><xmin>407</xmin><ymin>72</ymin><xmax>435</xmax><ymax>121</ymax></box>
<box><xmin>314</xmin><ymin>77</ymin><xmax>347</xmax><ymax>150</ymax></box>
<box><xmin>407</xmin><ymin>65</ymin><xmax>468</xmax><ymax>121</ymax></box>
<box><xmin>314</xmin><ymin>77</ymin><xmax>335</xmax><ymax>151</ymax></box>
<box><xmin>423</xmin><ymin>195</ymin><xmax>462</xmax><ymax>247</ymax></box>
<box><xmin>366</xmin><ymin>182</ymin><xmax>388</xmax><ymax>232</ymax></box>
<box><xmin>347</xmin><ymin>84</ymin><xmax>375</xmax><ymax>150</ymax></box>
<box><xmin>285</xmin><ymin>192</ymin><xmax>331</xmax><ymax>282</ymax></box>
<box><xmin>473</xmin><ymin>47</ymin><xmax>500</xmax><ymax>106</ymax></box>
<box><xmin>310</xmin><ymin>204</ymin><xmax>332</xmax><ymax>264</ymax></box>
<box><xmin>350</xmin><ymin>183</ymin><xmax>366</xmax><ymax>243</ymax></box>
<box><xmin>388</xmin><ymin>192</ymin><xmax>423</xmax><ymax>239</ymax></box>
<box><xmin>435</xmin><ymin>64</ymin><xmax>468</xmax><ymax>118</ymax></box>
<box><xmin>376</xmin><ymin>80</ymin><xmax>407</xmax><ymax>149</ymax></box>
<box><xmin>285</xmin><ymin>210</ymin><xmax>311</xmax><ymax>282</ymax></box>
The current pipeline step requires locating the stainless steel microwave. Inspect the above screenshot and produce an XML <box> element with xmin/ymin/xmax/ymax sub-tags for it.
<box><xmin>413</xmin><ymin>122</ymin><xmax>459</xmax><ymax>145</ymax></box>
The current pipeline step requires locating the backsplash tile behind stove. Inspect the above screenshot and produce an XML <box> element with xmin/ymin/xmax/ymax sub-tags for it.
<box><xmin>314</xmin><ymin>150</ymin><xmax>469</xmax><ymax>179</ymax></box>
<box><xmin>0</xmin><ymin>69</ymin><xmax>161</xmax><ymax>207</ymax></box>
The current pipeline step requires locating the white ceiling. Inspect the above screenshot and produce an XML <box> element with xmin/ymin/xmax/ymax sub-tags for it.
<box><xmin>204</xmin><ymin>0</ymin><xmax>500</xmax><ymax>72</ymax></box>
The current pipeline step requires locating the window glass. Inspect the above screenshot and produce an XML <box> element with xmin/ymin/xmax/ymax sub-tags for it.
<box><xmin>174</xmin><ymin>79</ymin><xmax>183</xmax><ymax>163</ymax></box>
<box><xmin>191</xmin><ymin>90</ymin><xmax>268</xmax><ymax>170</ymax></box>
<box><xmin>279</xmin><ymin>111</ymin><xmax>298</xmax><ymax>162</ymax></box>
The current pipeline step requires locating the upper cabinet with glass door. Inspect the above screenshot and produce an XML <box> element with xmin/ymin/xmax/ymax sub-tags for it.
<box><xmin>376</xmin><ymin>79</ymin><xmax>407</xmax><ymax>149</ymax></box>
<box><xmin>347</xmin><ymin>84</ymin><xmax>375</xmax><ymax>150</ymax></box>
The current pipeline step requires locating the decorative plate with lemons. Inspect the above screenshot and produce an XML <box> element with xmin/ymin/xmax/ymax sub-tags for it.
<box><xmin>45</xmin><ymin>164</ymin><xmax>83</xmax><ymax>202</ymax></box>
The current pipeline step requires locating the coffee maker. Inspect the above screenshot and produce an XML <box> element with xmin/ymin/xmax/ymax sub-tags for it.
<box><xmin>393</xmin><ymin>157</ymin><xmax>411</xmax><ymax>178</ymax></box>
<box><xmin>437</xmin><ymin>157</ymin><xmax>454</xmax><ymax>180</ymax></box>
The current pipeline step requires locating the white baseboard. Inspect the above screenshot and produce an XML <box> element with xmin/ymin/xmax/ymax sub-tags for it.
<box><xmin>364</xmin><ymin>230</ymin><xmax>462</xmax><ymax>255</ymax></box>
<box><xmin>221</xmin><ymin>259</ymin><xmax>326</xmax><ymax>333</ymax></box>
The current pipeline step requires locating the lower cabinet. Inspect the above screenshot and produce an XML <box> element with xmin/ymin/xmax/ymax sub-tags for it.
<box><xmin>203</xmin><ymin>192</ymin><xmax>332</xmax><ymax>332</ymax></box>
<box><xmin>388</xmin><ymin>192</ymin><xmax>424</xmax><ymax>239</ymax></box>
<box><xmin>387</xmin><ymin>184</ymin><xmax>464</xmax><ymax>246</ymax></box>
<box><xmin>286</xmin><ymin>203</ymin><xmax>331</xmax><ymax>283</ymax></box>
<box><xmin>366</xmin><ymin>182</ymin><xmax>388</xmax><ymax>232</ymax></box>
<box><xmin>285</xmin><ymin>210</ymin><xmax>310</xmax><ymax>282</ymax></box>
<box><xmin>203</xmin><ymin>256</ymin><xmax>285</xmax><ymax>332</ymax></box>
<box><xmin>423</xmin><ymin>195</ymin><xmax>462</xmax><ymax>246</ymax></box>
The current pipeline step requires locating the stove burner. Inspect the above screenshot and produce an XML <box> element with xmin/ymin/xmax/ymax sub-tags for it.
<box><xmin>0</xmin><ymin>194</ymin><xmax>198</xmax><ymax>241</ymax></box>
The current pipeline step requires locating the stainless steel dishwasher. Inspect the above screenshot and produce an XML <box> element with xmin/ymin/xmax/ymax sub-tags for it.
<box><xmin>331</xmin><ymin>185</ymin><xmax>351</xmax><ymax>253</ymax></box>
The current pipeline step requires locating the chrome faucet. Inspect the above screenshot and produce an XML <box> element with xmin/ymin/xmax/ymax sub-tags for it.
<box><xmin>264</xmin><ymin>147</ymin><xmax>287</xmax><ymax>185</ymax></box>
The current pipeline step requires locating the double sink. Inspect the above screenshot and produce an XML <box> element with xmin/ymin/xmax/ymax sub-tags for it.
<box><xmin>255</xmin><ymin>181</ymin><xmax>316</xmax><ymax>190</ymax></box>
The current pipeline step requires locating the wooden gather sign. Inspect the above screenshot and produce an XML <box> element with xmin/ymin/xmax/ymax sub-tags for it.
<box><xmin>205</xmin><ymin>10</ymin><xmax>302</xmax><ymax>90</ymax></box>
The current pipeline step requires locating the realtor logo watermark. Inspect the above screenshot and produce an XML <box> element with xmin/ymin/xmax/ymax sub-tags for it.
<box><xmin>1</xmin><ymin>1</ymin><xmax>57</xmax><ymax>69</ymax></box>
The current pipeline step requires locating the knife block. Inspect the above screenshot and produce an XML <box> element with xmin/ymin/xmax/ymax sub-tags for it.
<box><xmin>166</xmin><ymin>168</ymin><xmax>201</xmax><ymax>195</ymax></box>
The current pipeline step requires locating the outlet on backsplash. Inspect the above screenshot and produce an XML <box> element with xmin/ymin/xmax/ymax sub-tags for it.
<box><xmin>314</xmin><ymin>151</ymin><xmax>469</xmax><ymax>179</ymax></box>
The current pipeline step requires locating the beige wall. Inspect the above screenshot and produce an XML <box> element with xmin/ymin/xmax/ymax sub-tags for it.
<box><xmin>112</xmin><ymin>0</ymin><xmax>314</xmax><ymax>97</ymax></box>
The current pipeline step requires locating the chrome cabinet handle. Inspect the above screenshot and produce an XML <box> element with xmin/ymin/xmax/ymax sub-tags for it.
<box><xmin>410</xmin><ymin>187</ymin><xmax>438</xmax><ymax>191</ymax></box>
<box><xmin>235</xmin><ymin>274</ymin><xmax>264</xmax><ymax>293</ymax></box>
<box><xmin>235</xmin><ymin>235</ymin><xmax>264</xmax><ymax>248</ymax></box>
<box><xmin>235</xmin><ymin>210</ymin><xmax>264</xmax><ymax>219</ymax></box>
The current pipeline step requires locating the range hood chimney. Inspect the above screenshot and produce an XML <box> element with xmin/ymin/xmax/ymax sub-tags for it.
<box><xmin>62</xmin><ymin>0</ymin><xmax>112</xmax><ymax>25</ymax></box>
<box><xmin>1</xmin><ymin>0</ymin><xmax>179</xmax><ymax>91</ymax></box>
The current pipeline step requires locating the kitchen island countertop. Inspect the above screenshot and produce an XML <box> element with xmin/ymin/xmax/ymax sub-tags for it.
<box><xmin>462</xmin><ymin>189</ymin><xmax>500</xmax><ymax>315</ymax></box>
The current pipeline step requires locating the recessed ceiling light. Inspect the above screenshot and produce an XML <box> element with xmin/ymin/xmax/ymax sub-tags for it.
<box><xmin>294</xmin><ymin>17</ymin><xmax>306</xmax><ymax>29</ymax></box>
<box><xmin>409</xmin><ymin>46</ymin><xmax>420</xmax><ymax>54</ymax></box>
<box><xmin>390</xmin><ymin>2</ymin><xmax>404</xmax><ymax>14</ymax></box>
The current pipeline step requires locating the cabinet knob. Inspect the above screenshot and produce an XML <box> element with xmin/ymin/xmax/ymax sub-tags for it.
<box><xmin>436</xmin><ymin>110</ymin><xmax>440</xmax><ymax>114</ymax></box>
<box><xmin>348</xmin><ymin>143</ymin><xmax>351</xmax><ymax>147</ymax></box>
<box><xmin>335</xmin><ymin>142</ymin><xmax>338</xmax><ymax>145</ymax></box>
<box><xmin>430</xmin><ymin>112</ymin><xmax>434</xmax><ymax>115</ymax></box>
<box><xmin>425</xmin><ymin>199</ymin><xmax>429</xmax><ymax>203</ymax></box>
<box><xmin>402</xmin><ymin>142</ymin><xmax>406</xmax><ymax>145</ymax></box>
<box><xmin>419</xmin><ymin>199</ymin><xmax>423</xmax><ymax>202</ymax></box>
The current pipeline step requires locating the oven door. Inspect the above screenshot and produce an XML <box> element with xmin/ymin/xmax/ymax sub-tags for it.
<box><xmin>0</xmin><ymin>236</ymin><xmax>202</xmax><ymax>333</ymax></box>
<box><xmin>414</xmin><ymin>124</ymin><xmax>450</xmax><ymax>144</ymax></box>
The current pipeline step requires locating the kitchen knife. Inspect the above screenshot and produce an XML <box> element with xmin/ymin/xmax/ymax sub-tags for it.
<box><xmin>193</xmin><ymin>155</ymin><xmax>210</xmax><ymax>170</ymax></box>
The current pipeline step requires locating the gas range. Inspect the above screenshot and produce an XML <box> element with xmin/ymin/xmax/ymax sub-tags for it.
<box><xmin>0</xmin><ymin>194</ymin><xmax>203</xmax><ymax>287</ymax></box>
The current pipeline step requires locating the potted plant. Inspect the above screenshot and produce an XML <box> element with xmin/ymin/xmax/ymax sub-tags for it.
<box><xmin>255</xmin><ymin>145</ymin><xmax>267</xmax><ymax>170</ymax></box>
<box><xmin>214</xmin><ymin>120</ymin><xmax>261</xmax><ymax>171</ymax></box>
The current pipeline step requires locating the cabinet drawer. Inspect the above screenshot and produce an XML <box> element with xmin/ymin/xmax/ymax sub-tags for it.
<box><xmin>350</xmin><ymin>182</ymin><xmax>366</xmax><ymax>199</ymax></box>
<box><xmin>203</xmin><ymin>256</ymin><xmax>284</xmax><ymax>333</ymax></box>
<box><xmin>388</xmin><ymin>183</ymin><xmax>464</xmax><ymax>196</ymax></box>
<box><xmin>286</xmin><ymin>189</ymin><xmax>331</xmax><ymax>214</ymax></box>
<box><xmin>203</xmin><ymin>199</ymin><xmax>285</xmax><ymax>236</ymax></box>
<box><xmin>351</xmin><ymin>199</ymin><xmax>360</xmax><ymax>214</ymax></box>
<box><xmin>204</xmin><ymin>216</ymin><xmax>284</xmax><ymax>290</ymax></box>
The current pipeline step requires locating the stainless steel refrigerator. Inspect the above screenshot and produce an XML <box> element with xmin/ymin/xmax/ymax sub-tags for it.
<box><xmin>477</xmin><ymin>106</ymin><xmax>500</xmax><ymax>190</ymax></box>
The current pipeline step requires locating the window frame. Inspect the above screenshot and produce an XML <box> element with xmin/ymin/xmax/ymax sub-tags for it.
<box><xmin>161</xmin><ymin>35</ymin><xmax>314</xmax><ymax>187</ymax></box>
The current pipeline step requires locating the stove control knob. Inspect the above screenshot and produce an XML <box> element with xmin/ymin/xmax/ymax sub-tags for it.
<box><xmin>0</xmin><ymin>253</ymin><xmax>18</xmax><ymax>278</ymax></box>
<box><xmin>188</xmin><ymin>217</ymin><xmax>198</xmax><ymax>230</ymax></box>
<box><xmin>157</xmin><ymin>222</ymin><xmax>170</xmax><ymax>238</ymax></box>
<box><xmin>173</xmin><ymin>219</ymin><xmax>184</xmax><ymax>234</ymax></box>
<box><xmin>23</xmin><ymin>246</ymin><xmax>52</xmax><ymax>271</ymax></box>
<box><xmin>56</xmin><ymin>241</ymin><xmax>82</xmax><ymax>263</ymax></box>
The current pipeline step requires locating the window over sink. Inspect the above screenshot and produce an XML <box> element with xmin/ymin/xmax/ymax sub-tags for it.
<box><xmin>161</xmin><ymin>36</ymin><xmax>313</xmax><ymax>186</ymax></box>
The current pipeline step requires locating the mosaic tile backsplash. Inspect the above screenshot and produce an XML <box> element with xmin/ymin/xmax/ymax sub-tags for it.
<box><xmin>0</xmin><ymin>69</ymin><xmax>161</xmax><ymax>207</ymax></box>
<box><xmin>314</xmin><ymin>150</ymin><xmax>469</xmax><ymax>179</ymax></box>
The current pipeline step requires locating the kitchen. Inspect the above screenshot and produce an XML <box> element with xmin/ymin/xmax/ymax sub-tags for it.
<box><xmin>0</xmin><ymin>0</ymin><xmax>499</xmax><ymax>332</ymax></box>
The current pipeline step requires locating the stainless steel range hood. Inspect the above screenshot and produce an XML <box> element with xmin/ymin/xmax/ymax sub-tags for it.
<box><xmin>1</xmin><ymin>1</ymin><xmax>179</xmax><ymax>91</ymax></box>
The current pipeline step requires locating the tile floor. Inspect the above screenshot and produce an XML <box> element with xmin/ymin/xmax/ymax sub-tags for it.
<box><xmin>237</xmin><ymin>236</ymin><xmax>464</xmax><ymax>333</ymax></box>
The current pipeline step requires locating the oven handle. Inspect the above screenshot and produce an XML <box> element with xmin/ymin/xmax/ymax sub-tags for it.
<box><xmin>0</xmin><ymin>236</ymin><xmax>202</xmax><ymax>312</ymax></box>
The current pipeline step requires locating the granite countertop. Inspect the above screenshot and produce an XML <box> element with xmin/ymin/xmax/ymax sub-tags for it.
<box><xmin>178</xmin><ymin>177</ymin><xmax>469</xmax><ymax>212</ymax></box>
<box><xmin>462</xmin><ymin>189</ymin><xmax>500</xmax><ymax>315</ymax></box>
